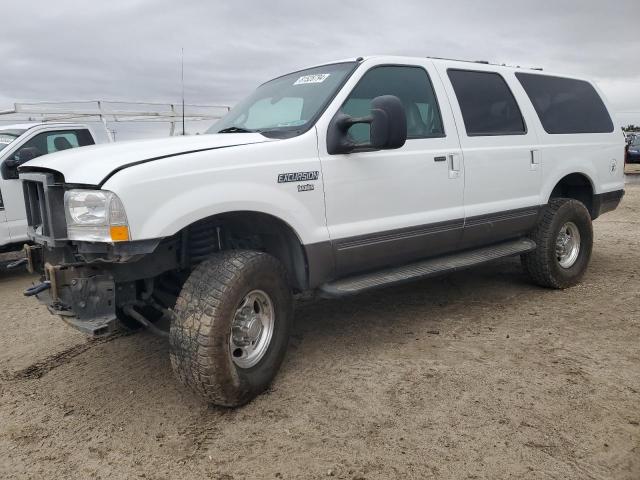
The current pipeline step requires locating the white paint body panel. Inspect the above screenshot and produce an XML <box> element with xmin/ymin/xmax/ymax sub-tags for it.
<box><xmin>433</xmin><ymin>60</ymin><xmax>543</xmax><ymax>218</ymax></box>
<box><xmin>22</xmin><ymin>133</ymin><xmax>272</xmax><ymax>186</ymax></box>
<box><xmin>0</xmin><ymin>206</ymin><xmax>8</xmax><ymax>246</ymax></box>
<box><xmin>19</xmin><ymin>56</ymin><xmax>625</xmax><ymax>251</ymax></box>
<box><xmin>316</xmin><ymin>58</ymin><xmax>465</xmax><ymax>242</ymax></box>
<box><xmin>103</xmin><ymin>131</ymin><xmax>327</xmax><ymax>244</ymax></box>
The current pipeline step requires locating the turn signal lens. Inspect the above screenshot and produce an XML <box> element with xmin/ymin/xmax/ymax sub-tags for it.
<box><xmin>110</xmin><ymin>225</ymin><xmax>130</xmax><ymax>242</ymax></box>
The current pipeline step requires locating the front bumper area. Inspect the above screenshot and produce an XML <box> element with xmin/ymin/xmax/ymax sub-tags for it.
<box><xmin>25</xmin><ymin>244</ymin><xmax>130</xmax><ymax>336</ymax></box>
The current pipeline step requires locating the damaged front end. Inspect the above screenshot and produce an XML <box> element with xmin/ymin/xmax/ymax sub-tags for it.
<box><xmin>20</xmin><ymin>171</ymin><xmax>184</xmax><ymax>336</ymax></box>
<box><xmin>25</xmin><ymin>243</ymin><xmax>124</xmax><ymax>335</ymax></box>
<box><xmin>23</xmin><ymin>240</ymin><xmax>181</xmax><ymax>336</ymax></box>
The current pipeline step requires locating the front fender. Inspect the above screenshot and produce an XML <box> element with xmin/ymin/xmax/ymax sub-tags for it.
<box><xmin>102</xmin><ymin>130</ymin><xmax>328</xmax><ymax>245</ymax></box>
<box><xmin>134</xmin><ymin>181</ymin><xmax>326</xmax><ymax>243</ymax></box>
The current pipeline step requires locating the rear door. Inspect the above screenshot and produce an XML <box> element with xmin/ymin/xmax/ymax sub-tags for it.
<box><xmin>317</xmin><ymin>60</ymin><xmax>465</xmax><ymax>277</ymax></box>
<box><xmin>436</xmin><ymin>64</ymin><xmax>542</xmax><ymax>248</ymax></box>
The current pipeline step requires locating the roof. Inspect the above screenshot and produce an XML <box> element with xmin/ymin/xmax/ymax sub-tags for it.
<box><xmin>0</xmin><ymin>121</ymin><xmax>89</xmax><ymax>131</ymax></box>
<box><xmin>0</xmin><ymin>122</ymin><xmax>40</xmax><ymax>130</ymax></box>
<box><xmin>300</xmin><ymin>55</ymin><xmax>595</xmax><ymax>84</ymax></box>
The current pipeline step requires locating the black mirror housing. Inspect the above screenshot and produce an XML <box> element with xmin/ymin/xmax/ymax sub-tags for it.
<box><xmin>327</xmin><ymin>95</ymin><xmax>407</xmax><ymax>154</ymax></box>
<box><xmin>1</xmin><ymin>157</ymin><xmax>20</xmax><ymax>180</ymax></box>
<box><xmin>369</xmin><ymin>95</ymin><xmax>407</xmax><ymax>150</ymax></box>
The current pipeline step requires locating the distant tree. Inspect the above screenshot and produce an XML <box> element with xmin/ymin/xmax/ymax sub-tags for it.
<box><xmin>623</xmin><ymin>124</ymin><xmax>639</xmax><ymax>132</ymax></box>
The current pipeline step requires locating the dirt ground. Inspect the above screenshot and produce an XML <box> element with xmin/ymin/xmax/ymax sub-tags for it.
<box><xmin>0</xmin><ymin>187</ymin><xmax>639</xmax><ymax>480</ymax></box>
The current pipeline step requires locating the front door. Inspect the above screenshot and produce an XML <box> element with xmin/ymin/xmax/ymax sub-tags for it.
<box><xmin>317</xmin><ymin>62</ymin><xmax>465</xmax><ymax>277</ymax></box>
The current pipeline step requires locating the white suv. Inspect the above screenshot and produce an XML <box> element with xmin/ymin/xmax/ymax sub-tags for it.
<box><xmin>19</xmin><ymin>56</ymin><xmax>625</xmax><ymax>406</ymax></box>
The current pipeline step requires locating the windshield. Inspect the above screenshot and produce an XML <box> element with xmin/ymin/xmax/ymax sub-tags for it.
<box><xmin>207</xmin><ymin>62</ymin><xmax>357</xmax><ymax>137</ymax></box>
<box><xmin>631</xmin><ymin>136</ymin><xmax>640</xmax><ymax>146</ymax></box>
<box><xmin>0</xmin><ymin>128</ymin><xmax>26</xmax><ymax>152</ymax></box>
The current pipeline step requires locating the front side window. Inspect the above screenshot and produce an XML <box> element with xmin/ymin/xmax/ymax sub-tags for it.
<box><xmin>448</xmin><ymin>69</ymin><xmax>526</xmax><ymax>136</ymax></box>
<box><xmin>340</xmin><ymin>65</ymin><xmax>445</xmax><ymax>143</ymax></box>
<box><xmin>515</xmin><ymin>73</ymin><xmax>614</xmax><ymax>134</ymax></box>
<box><xmin>11</xmin><ymin>129</ymin><xmax>94</xmax><ymax>164</ymax></box>
<box><xmin>208</xmin><ymin>62</ymin><xmax>357</xmax><ymax>138</ymax></box>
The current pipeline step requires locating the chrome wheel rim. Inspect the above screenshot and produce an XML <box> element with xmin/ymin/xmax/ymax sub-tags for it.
<box><xmin>229</xmin><ymin>289</ymin><xmax>275</xmax><ymax>369</ymax></box>
<box><xmin>556</xmin><ymin>221</ymin><xmax>581</xmax><ymax>268</ymax></box>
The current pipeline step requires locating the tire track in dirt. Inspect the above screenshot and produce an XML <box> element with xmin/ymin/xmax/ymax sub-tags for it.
<box><xmin>0</xmin><ymin>330</ymin><xmax>133</xmax><ymax>381</ymax></box>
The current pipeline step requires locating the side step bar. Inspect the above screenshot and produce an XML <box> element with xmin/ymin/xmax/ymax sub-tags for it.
<box><xmin>319</xmin><ymin>238</ymin><xmax>536</xmax><ymax>298</ymax></box>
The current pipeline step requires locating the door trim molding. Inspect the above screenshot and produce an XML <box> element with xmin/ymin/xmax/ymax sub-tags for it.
<box><xmin>327</xmin><ymin>205</ymin><xmax>542</xmax><ymax>279</ymax></box>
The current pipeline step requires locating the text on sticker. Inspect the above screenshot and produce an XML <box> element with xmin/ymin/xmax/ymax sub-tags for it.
<box><xmin>293</xmin><ymin>74</ymin><xmax>330</xmax><ymax>85</ymax></box>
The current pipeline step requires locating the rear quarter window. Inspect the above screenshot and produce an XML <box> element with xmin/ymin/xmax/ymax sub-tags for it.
<box><xmin>515</xmin><ymin>73</ymin><xmax>614</xmax><ymax>134</ymax></box>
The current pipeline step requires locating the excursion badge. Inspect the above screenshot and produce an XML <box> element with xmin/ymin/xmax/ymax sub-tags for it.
<box><xmin>277</xmin><ymin>171</ymin><xmax>319</xmax><ymax>183</ymax></box>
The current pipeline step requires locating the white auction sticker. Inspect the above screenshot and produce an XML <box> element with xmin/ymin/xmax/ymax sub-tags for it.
<box><xmin>293</xmin><ymin>74</ymin><xmax>330</xmax><ymax>85</ymax></box>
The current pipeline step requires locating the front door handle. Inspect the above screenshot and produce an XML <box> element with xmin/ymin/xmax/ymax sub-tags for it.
<box><xmin>448</xmin><ymin>153</ymin><xmax>461</xmax><ymax>179</ymax></box>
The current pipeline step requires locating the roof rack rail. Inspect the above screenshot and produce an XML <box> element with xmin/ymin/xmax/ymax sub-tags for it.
<box><xmin>427</xmin><ymin>56</ymin><xmax>544</xmax><ymax>71</ymax></box>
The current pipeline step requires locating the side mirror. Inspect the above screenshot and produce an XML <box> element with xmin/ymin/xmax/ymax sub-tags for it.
<box><xmin>2</xmin><ymin>147</ymin><xmax>40</xmax><ymax>180</ymax></box>
<box><xmin>327</xmin><ymin>95</ymin><xmax>407</xmax><ymax>155</ymax></box>
<box><xmin>1</xmin><ymin>156</ymin><xmax>21</xmax><ymax>180</ymax></box>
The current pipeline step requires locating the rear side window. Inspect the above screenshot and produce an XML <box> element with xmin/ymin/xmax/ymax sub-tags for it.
<box><xmin>447</xmin><ymin>69</ymin><xmax>526</xmax><ymax>136</ymax></box>
<box><xmin>515</xmin><ymin>73</ymin><xmax>614</xmax><ymax>134</ymax></box>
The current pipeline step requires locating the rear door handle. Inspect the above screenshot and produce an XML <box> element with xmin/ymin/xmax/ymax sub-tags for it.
<box><xmin>434</xmin><ymin>156</ymin><xmax>446</xmax><ymax>162</ymax></box>
<box><xmin>530</xmin><ymin>149</ymin><xmax>540</xmax><ymax>170</ymax></box>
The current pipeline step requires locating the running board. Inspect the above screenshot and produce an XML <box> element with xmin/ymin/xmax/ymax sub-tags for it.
<box><xmin>319</xmin><ymin>238</ymin><xmax>536</xmax><ymax>298</ymax></box>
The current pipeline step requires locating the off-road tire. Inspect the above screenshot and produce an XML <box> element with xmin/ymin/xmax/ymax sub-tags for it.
<box><xmin>521</xmin><ymin>198</ymin><xmax>593</xmax><ymax>289</ymax></box>
<box><xmin>169</xmin><ymin>250</ymin><xmax>293</xmax><ymax>407</ymax></box>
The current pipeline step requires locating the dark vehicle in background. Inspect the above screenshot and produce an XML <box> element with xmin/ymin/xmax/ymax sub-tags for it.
<box><xmin>627</xmin><ymin>135</ymin><xmax>640</xmax><ymax>163</ymax></box>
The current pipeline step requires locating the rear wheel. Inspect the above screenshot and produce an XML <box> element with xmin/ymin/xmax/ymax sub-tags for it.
<box><xmin>521</xmin><ymin>198</ymin><xmax>593</xmax><ymax>289</ymax></box>
<box><xmin>169</xmin><ymin>250</ymin><xmax>292</xmax><ymax>407</ymax></box>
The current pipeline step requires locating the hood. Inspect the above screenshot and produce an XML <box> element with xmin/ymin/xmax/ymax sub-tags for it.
<box><xmin>19</xmin><ymin>133</ymin><xmax>272</xmax><ymax>185</ymax></box>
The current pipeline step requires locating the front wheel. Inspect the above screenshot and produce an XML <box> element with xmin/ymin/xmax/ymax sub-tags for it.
<box><xmin>169</xmin><ymin>250</ymin><xmax>293</xmax><ymax>407</ymax></box>
<box><xmin>521</xmin><ymin>198</ymin><xmax>593</xmax><ymax>289</ymax></box>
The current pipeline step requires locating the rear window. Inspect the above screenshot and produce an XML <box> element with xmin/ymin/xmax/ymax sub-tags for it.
<box><xmin>447</xmin><ymin>69</ymin><xmax>526</xmax><ymax>136</ymax></box>
<box><xmin>515</xmin><ymin>73</ymin><xmax>614</xmax><ymax>134</ymax></box>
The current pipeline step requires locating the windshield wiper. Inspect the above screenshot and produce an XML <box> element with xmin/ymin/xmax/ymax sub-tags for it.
<box><xmin>217</xmin><ymin>126</ymin><xmax>255</xmax><ymax>134</ymax></box>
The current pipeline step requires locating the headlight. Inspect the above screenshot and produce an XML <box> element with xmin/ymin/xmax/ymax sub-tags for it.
<box><xmin>64</xmin><ymin>189</ymin><xmax>130</xmax><ymax>242</ymax></box>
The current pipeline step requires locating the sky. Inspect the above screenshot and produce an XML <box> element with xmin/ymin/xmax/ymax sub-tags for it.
<box><xmin>1</xmin><ymin>0</ymin><xmax>639</xmax><ymax>138</ymax></box>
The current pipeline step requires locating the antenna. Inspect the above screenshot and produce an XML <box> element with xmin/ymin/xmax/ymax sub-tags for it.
<box><xmin>181</xmin><ymin>47</ymin><xmax>185</xmax><ymax>136</ymax></box>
